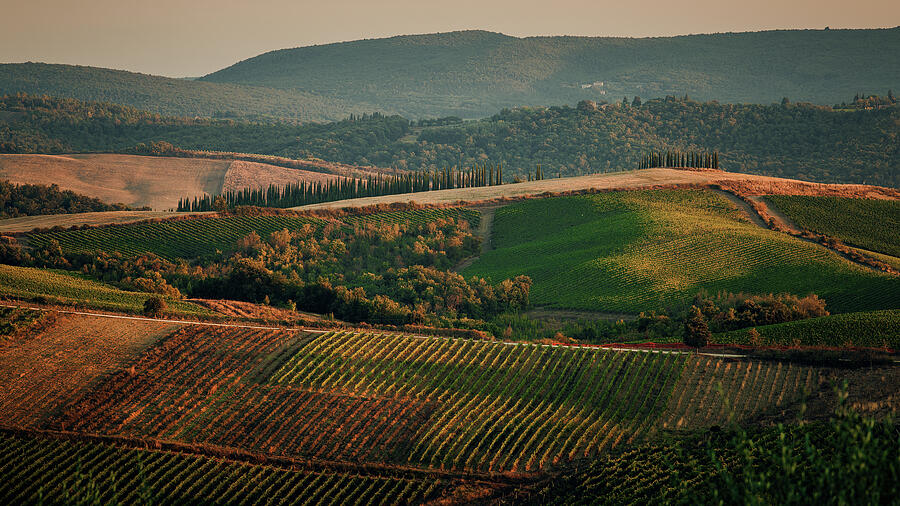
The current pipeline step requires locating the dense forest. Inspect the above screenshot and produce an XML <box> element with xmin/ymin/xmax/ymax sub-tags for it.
<box><xmin>0</xmin><ymin>180</ymin><xmax>131</xmax><ymax>218</ymax></box>
<box><xmin>0</xmin><ymin>63</ymin><xmax>375</xmax><ymax>122</ymax></box>
<box><xmin>1</xmin><ymin>94</ymin><xmax>898</xmax><ymax>186</ymax></box>
<box><xmin>201</xmin><ymin>28</ymin><xmax>900</xmax><ymax>118</ymax></box>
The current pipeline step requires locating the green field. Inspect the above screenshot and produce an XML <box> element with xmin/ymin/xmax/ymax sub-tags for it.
<box><xmin>0</xmin><ymin>433</ymin><xmax>451</xmax><ymax>505</ymax></box>
<box><xmin>765</xmin><ymin>195</ymin><xmax>900</xmax><ymax>257</ymax></box>
<box><xmin>714</xmin><ymin>309</ymin><xmax>900</xmax><ymax>349</ymax></box>
<box><xmin>0</xmin><ymin>264</ymin><xmax>211</xmax><ymax>315</ymax></box>
<box><xmin>27</xmin><ymin>208</ymin><xmax>480</xmax><ymax>261</ymax></box>
<box><xmin>463</xmin><ymin>190</ymin><xmax>900</xmax><ymax>314</ymax></box>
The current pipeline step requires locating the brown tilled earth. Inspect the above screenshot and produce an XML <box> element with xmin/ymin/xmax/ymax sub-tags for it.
<box><xmin>0</xmin><ymin>153</ymin><xmax>352</xmax><ymax>211</ymax></box>
<box><xmin>0</xmin><ymin>314</ymin><xmax>182</xmax><ymax>427</ymax></box>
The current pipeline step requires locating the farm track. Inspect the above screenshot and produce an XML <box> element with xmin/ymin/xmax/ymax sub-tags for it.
<box><xmin>733</xmin><ymin>193</ymin><xmax>895</xmax><ymax>274</ymax></box>
<box><xmin>455</xmin><ymin>205</ymin><xmax>500</xmax><ymax>271</ymax></box>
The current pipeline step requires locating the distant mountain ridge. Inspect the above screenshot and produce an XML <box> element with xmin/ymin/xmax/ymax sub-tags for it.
<box><xmin>0</xmin><ymin>62</ymin><xmax>383</xmax><ymax>122</ymax></box>
<box><xmin>200</xmin><ymin>28</ymin><xmax>900</xmax><ymax>118</ymax></box>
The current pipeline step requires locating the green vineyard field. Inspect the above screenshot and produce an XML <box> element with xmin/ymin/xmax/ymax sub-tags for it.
<box><xmin>462</xmin><ymin>190</ymin><xmax>900</xmax><ymax>314</ymax></box>
<box><xmin>0</xmin><ymin>432</ymin><xmax>453</xmax><ymax>505</ymax></box>
<box><xmin>765</xmin><ymin>195</ymin><xmax>900</xmax><ymax>257</ymax></box>
<box><xmin>27</xmin><ymin>207</ymin><xmax>480</xmax><ymax>260</ymax></box>
<box><xmin>56</xmin><ymin>326</ymin><xmax>819</xmax><ymax>474</ymax></box>
<box><xmin>0</xmin><ymin>264</ymin><xmax>210</xmax><ymax>315</ymax></box>
<box><xmin>714</xmin><ymin>309</ymin><xmax>900</xmax><ymax>349</ymax></box>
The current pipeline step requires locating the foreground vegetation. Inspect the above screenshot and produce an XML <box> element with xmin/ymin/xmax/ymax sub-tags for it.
<box><xmin>0</xmin><ymin>432</ymin><xmax>456</xmax><ymax>505</ymax></box>
<box><xmin>463</xmin><ymin>190</ymin><xmax>900</xmax><ymax>315</ymax></box>
<box><xmin>766</xmin><ymin>195</ymin><xmax>900</xmax><ymax>257</ymax></box>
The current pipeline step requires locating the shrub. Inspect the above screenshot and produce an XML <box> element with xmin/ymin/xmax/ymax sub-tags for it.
<box><xmin>143</xmin><ymin>296</ymin><xmax>167</xmax><ymax>317</ymax></box>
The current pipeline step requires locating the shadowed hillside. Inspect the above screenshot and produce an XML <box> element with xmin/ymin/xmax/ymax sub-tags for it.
<box><xmin>201</xmin><ymin>28</ymin><xmax>900</xmax><ymax>118</ymax></box>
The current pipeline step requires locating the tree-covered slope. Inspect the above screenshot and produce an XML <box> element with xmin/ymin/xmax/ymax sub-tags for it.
<box><xmin>0</xmin><ymin>63</ymin><xmax>381</xmax><ymax>122</ymax></box>
<box><xmin>201</xmin><ymin>28</ymin><xmax>900</xmax><ymax>118</ymax></box>
<box><xmin>3</xmin><ymin>94</ymin><xmax>896</xmax><ymax>186</ymax></box>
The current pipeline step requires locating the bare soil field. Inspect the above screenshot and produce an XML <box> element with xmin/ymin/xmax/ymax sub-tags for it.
<box><xmin>0</xmin><ymin>314</ymin><xmax>182</xmax><ymax>427</ymax></box>
<box><xmin>222</xmin><ymin>160</ymin><xmax>339</xmax><ymax>193</ymax></box>
<box><xmin>294</xmin><ymin>168</ymin><xmax>900</xmax><ymax>211</ymax></box>
<box><xmin>0</xmin><ymin>153</ymin><xmax>350</xmax><ymax>211</ymax></box>
<box><xmin>0</xmin><ymin>154</ymin><xmax>231</xmax><ymax>209</ymax></box>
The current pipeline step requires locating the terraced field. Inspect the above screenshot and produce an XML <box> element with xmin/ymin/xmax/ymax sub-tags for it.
<box><xmin>55</xmin><ymin>326</ymin><xmax>819</xmax><ymax>474</ymax></box>
<box><xmin>0</xmin><ymin>432</ymin><xmax>463</xmax><ymax>505</ymax></box>
<box><xmin>765</xmin><ymin>195</ymin><xmax>900</xmax><ymax>257</ymax></box>
<box><xmin>0</xmin><ymin>264</ymin><xmax>211</xmax><ymax>315</ymax></box>
<box><xmin>462</xmin><ymin>190</ymin><xmax>900</xmax><ymax>314</ymax></box>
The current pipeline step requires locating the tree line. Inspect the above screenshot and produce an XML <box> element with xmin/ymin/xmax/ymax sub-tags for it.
<box><xmin>177</xmin><ymin>163</ymin><xmax>511</xmax><ymax>212</ymax></box>
<box><xmin>0</xmin><ymin>180</ymin><xmax>135</xmax><ymax>218</ymax></box>
<box><xmin>638</xmin><ymin>150</ymin><xmax>720</xmax><ymax>170</ymax></box>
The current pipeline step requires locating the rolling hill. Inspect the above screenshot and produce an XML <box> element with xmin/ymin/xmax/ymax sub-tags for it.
<box><xmin>0</xmin><ymin>154</ymin><xmax>340</xmax><ymax>210</ymax></box>
<box><xmin>0</xmin><ymin>62</ymin><xmax>381</xmax><ymax>122</ymax></box>
<box><xmin>201</xmin><ymin>28</ymin><xmax>900</xmax><ymax>118</ymax></box>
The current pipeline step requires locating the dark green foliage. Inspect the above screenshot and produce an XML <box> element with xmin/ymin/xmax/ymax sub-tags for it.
<box><xmin>0</xmin><ymin>62</ymin><xmax>374</xmax><ymax>122</ymax></box>
<box><xmin>683</xmin><ymin>306</ymin><xmax>711</xmax><ymax>348</ymax></box>
<box><xmin>766</xmin><ymin>196</ymin><xmax>900</xmax><ymax>257</ymax></box>
<box><xmin>0</xmin><ymin>180</ymin><xmax>131</xmax><ymax>218</ymax></box>
<box><xmin>199</xmin><ymin>29</ymin><xmax>900</xmax><ymax>118</ymax></box>
<box><xmin>536</xmin><ymin>407</ymin><xmax>899</xmax><ymax>505</ymax></box>
<box><xmin>142</xmin><ymin>296</ymin><xmax>166</xmax><ymax>317</ymax></box>
<box><xmin>2</xmin><ymin>94</ymin><xmax>898</xmax><ymax>186</ymax></box>
<box><xmin>0</xmin><ymin>307</ymin><xmax>43</xmax><ymax>337</ymax></box>
<box><xmin>639</xmin><ymin>150</ymin><xmax>718</xmax><ymax>169</ymax></box>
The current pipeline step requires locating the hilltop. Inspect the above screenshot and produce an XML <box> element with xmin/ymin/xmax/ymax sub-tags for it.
<box><xmin>201</xmin><ymin>28</ymin><xmax>900</xmax><ymax>118</ymax></box>
<box><xmin>0</xmin><ymin>62</ymin><xmax>381</xmax><ymax>122</ymax></box>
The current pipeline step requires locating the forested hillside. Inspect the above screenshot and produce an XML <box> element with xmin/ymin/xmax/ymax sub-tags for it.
<box><xmin>1</xmin><ymin>94</ymin><xmax>897</xmax><ymax>186</ymax></box>
<box><xmin>201</xmin><ymin>28</ymin><xmax>900</xmax><ymax>118</ymax></box>
<box><xmin>0</xmin><ymin>63</ymin><xmax>379</xmax><ymax>122</ymax></box>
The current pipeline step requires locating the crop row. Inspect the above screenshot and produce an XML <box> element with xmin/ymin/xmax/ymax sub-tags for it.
<box><xmin>464</xmin><ymin>190</ymin><xmax>900</xmax><ymax>314</ymax></box>
<box><xmin>713</xmin><ymin>309</ymin><xmax>900</xmax><ymax>349</ymax></box>
<box><xmin>765</xmin><ymin>195</ymin><xmax>900</xmax><ymax>257</ymax></box>
<box><xmin>53</xmin><ymin>326</ymin><xmax>820</xmax><ymax>474</ymax></box>
<box><xmin>0</xmin><ymin>264</ymin><xmax>210</xmax><ymax>315</ymax></box>
<box><xmin>28</xmin><ymin>215</ymin><xmax>327</xmax><ymax>260</ymax></box>
<box><xmin>0</xmin><ymin>433</ymin><xmax>447</xmax><ymax>505</ymax></box>
<box><xmin>342</xmin><ymin>208</ymin><xmax>480</xmax><ymax>228</ymax></box>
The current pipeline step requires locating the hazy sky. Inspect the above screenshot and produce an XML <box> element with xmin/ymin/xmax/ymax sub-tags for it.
<box><xmin>2</xmin><ymin>0</ymin><xmax>898</xmax><ymax>77</ymax></box>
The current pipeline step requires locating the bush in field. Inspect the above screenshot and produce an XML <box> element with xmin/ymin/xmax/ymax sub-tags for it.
<box><xmin>684</xmin><ymin>306</ymin><xmax>711</xmax><ymax>348</ymax></box>
<box><xmin>143</xmin><ymin>296</ymin><xmax>167</xmax><ymax>317</ymax></box>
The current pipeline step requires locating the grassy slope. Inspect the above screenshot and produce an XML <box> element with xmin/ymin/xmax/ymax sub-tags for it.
<box><xmin>766</xmin><ymin>195</ymin><xmax>900</xmax><ymax>257</ymax></box>
<box><xmin>462</xmin><ymin>190</ymin><xmax>900</xmax><ymax>314</ymax></box>
<box><xmin>0</xmin><ymin>264</ymin><xmax>210</xmax><ymax>315</ymax></box>
<box><xmin>714</xmin><ymin>310</ymin><xmax>900</xmax><ymax>349</ymax></box>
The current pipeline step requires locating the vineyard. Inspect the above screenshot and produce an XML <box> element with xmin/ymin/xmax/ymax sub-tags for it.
<box><xmin>0</xmin><ymin>314</ymin><xmax>181</xmax><ymax>427</ymax></box>
<box><xmin>765</xmin><ymin>195</ymin><xmax>900</xmax><ymax>257</ymax></box>
<box><xmin>462</xmin><ymin>190</ymin><xmax>900</xmax><ymax>314</ymax></box>
<box><xmin>27</xmin><ymin>207</ymin><xmax>480</xmax><ymax>260</ymax></box>
<box><xmin>714</xmin><ymin>309</ymin><xmax>900</xmax><ymax>349</ymax></box>
<box><xmin>0</xmin><ymin>264</ymin><xmax>211</xmax><ymax>315</ymax></box>
<box><xmin>0</xmin><ymin>432</ymin><xmax>464</xmax><ymax>505</ymax></box>
<box><xmin>55</xmin><ymin>326</ymin><xmax>820</xmax><ymax>474</ymax></box>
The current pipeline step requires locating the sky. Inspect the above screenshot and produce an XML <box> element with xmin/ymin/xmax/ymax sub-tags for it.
<box><xmin>2</xmin><ymin>0</ymin><xmax>898</xmax><ymax>77</ymax></box>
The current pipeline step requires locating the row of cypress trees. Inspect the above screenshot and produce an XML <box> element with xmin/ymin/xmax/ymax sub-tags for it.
<box><xmin>639</xmin><ymin>150</ymin><xmax>719</xmax><ymax>170</ymax></box>
<box><xmin>177</xmin><ymin>163</ymin><xmax>505</xmax><ymax>212</ymax></box>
